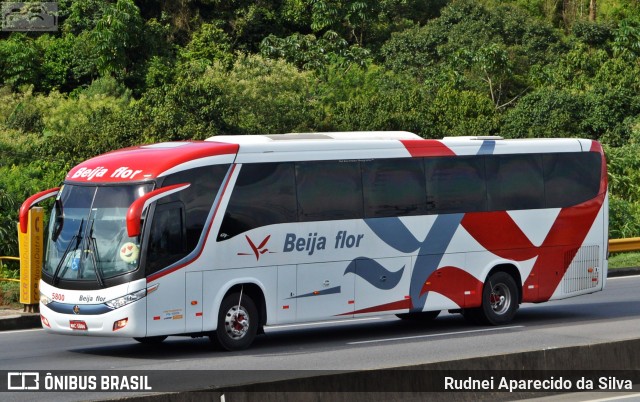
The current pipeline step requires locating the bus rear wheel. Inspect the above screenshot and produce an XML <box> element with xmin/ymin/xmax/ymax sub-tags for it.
<box><xmin>212</xmin><ymin>292</ymin><xmax>258</xmax><ymax>351</ymax></box>
<box><xmin>470</xmin><ymin>271</ymin><xmax>519</xmax><ymax>325</ymax></box>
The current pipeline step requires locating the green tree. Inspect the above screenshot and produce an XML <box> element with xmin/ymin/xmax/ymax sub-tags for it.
<box><xmin>612</xmin><ymin>18</ymin><xmax>640</xmax><ymax>61</ymax></box>
<box><xmin>606</xmin><ymin>142</ymin><xmax>640</xmax><ymax>238</ymax></box>
<box><xmin>260</xmin><ymin>30</ymin><xmax>371</xmax><ymax>71</ymax></box>
<box><xmin>500</xmin><ymin>87</ymin><xmax>586</xmax><ymax>139</ymax></box>
<box><xmin>137</xmin><ymin>54</ymin><xmax>317</xmax><ymax>141</ymax></box>
<box><xmin>93</xmin><ymin>0</ymin><xmax>144</xmax><ymax>77</ymax></box>
<box><xmin>0</xmin><ymin>34</ymin><xmax>42</xmax><ymax>90</ymax></box>
<box><xmin>61</xmin><ymin>0</ymin><xmax>109</xmax><ymax>34</ymax></box>
<box><xmin>0</xmin><ymin>189</ymin><xmax>18</xmax><ymax>257</ymax></box>
<box><xmin>178</xmin><ymin>22</ymin><xmax>233</xmax><ymax>67</ymax></box>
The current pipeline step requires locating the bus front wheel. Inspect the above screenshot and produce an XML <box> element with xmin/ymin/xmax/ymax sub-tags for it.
<box><xmin>212</xmin><ymin>292</ymin><xmax>258</xmax><ymax>351</ymax></box>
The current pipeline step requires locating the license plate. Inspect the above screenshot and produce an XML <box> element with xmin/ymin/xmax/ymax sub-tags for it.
<box><xmin>69</xmin><ymin>320</ymin><xmax>87</xmax><ymax>330</ymax></box>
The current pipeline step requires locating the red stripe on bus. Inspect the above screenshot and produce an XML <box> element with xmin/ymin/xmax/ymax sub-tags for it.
<box><xmin>337</xmin><ymin>298</ymin><xmax>412</xmax><ymax>316</ymax></box>
<box><xmin>400</xmin><ymin>139</ymin><xmax>456</xmax><ymax>157</ymax></box>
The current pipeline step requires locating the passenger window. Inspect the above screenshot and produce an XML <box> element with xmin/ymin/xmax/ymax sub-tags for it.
<box><xmin>218</xmin><ymin>163</ymin><xmax>297</xmax><ymax>240</ymax></box>
<box><xmin>296</xmin><ymin>161</ymin><xmax>363</xmax><ymax>221</ymax></box>
<box><xmin>362</xmin><ymin>158</ymin><xmax>427</xmax><ymax>218</ymax></box>
<box><xmin>544</xmin><ymin>152</ymin><xmax>601</xmax><ymax>208</ymax></box>
<box><xmin>425</xmin><ymin>156</ymin><xmax>487</xmax><ymax>214</ymax></box>
<box><xmin>486</xmin><ymin>154</ymin><xmax>545</xmax><ymax>211</ymax></box>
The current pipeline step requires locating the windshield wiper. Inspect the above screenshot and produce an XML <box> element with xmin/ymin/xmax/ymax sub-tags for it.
<box><xmin>52</xmin><ymin>218</ymin><xmax>84</xmax><ymax>286</ymax></box>
<box><xmin>87</xmin><ymin>219</ymin><xmax>105</xmax><ymax>288</ymax></box>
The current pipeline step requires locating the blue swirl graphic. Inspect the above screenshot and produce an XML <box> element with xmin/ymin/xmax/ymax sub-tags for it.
<box><xmin>344</xmin><ymin>258</ymin><xmax>405</xmax><ymax>290</ymax></box>
<box><xmin>363</xmin><ymin>215</ymin><xmax>463</xmax><ymax>312</ymax></box>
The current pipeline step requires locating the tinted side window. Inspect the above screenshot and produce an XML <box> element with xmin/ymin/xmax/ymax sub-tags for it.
<box><xmin>218</xmin><ymin>163</ymin><xmax>296</xmax><ymax>240</ymax></box>
<box><xmin>425</xmin><ymin>156</ymin><xmax>487</xmax><ymax>214</ymax></box>
<box><xmin>296</xmin><ymin>161</ymin><xmax>363</xmax><ymax>221</ymax></box>
<box><xmin>544</xmin><ymin>152</ymin><xmax>602</xmax><ymax>208</ymax></box>
<box><xmin>362</xmin><ymin>158</ymin><xmax>426</xmax><ymax>218</ymax></box>
<box><xmin>161</xmin><ymin>164</ymin><xmax>230</xmax><ymax>249</ymax></box>
<box><xmin>147</xmin><ymin>202</ymin><xmax>186</xmax><ymax>274</ymax></box>
<box><xmin>486</xmin><ymin>154</ymin><xmax>545</xmax><ymax>211</ymax></box>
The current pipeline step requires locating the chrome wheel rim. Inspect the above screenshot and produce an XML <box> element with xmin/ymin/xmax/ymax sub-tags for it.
<box><xmin>489</xmin><ymin>283</ymin><xmax>511</xmax><ymax>315</ymax></box>
<box><xmin>224</xmin><ymin>305</ymin><xmax>249</xmax><ymax>339</ymax></box>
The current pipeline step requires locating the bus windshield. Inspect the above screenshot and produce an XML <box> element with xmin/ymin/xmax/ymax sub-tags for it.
<box><xmin>43</xmin><ymin>183</ymin><xmax>154</xmax><ymax>284</ymax></box>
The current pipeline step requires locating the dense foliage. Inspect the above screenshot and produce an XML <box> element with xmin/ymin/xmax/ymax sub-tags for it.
<box><xmin>2</xmin><ymin>0</ymin><xmax>640</xmax><ymax>256</ymax></box>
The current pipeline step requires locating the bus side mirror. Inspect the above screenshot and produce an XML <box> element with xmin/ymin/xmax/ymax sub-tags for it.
<box><xmin>19</xmin><ymin>187</ymin><xmax>60</xmax><ymax>234</ymax></box>
<box><xmin>126</xmin><ymin>183</ymin><xmax>191</xmax><ymax>237</ymax></box>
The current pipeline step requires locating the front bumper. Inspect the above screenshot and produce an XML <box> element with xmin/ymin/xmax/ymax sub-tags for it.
<box><xmin>39</xmin><ymin>299</ymin><xmax>146</xmax><ymax>337</ymax></box>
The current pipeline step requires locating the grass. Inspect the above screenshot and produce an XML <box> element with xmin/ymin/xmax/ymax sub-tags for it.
<box><xmin>0</xmin><ymin>262</ymin><xmax>20</xmax><ymax>308</ymax></box>
<box><xmin>609</xmin><ymin>251</ymin><xmax>640</xmax><ymax>269</ymax></box>
<box><xmin>0</xmin><ymin>281</ymin><xmax>20</xmax><ymax>308</ymax></box>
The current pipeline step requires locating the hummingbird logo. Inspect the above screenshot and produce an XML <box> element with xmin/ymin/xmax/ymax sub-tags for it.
<box><xmin>238</xmin><ymin>235</ymin><xmax>272</xmax><ymax>260</ymax></box>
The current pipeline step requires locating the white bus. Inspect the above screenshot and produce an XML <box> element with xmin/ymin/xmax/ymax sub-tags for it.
<box><xmin>21</xmin><ymin>132</ymin><xmax>608</xmax><ymax>350</ymax></box>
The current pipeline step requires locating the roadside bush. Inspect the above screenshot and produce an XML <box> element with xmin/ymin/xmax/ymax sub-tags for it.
<box><xmin>0</xmin><ymin>282</ymin><xmax>20</xmax><ymax>307</ymax></box>
<box><xmin>609</xmin><ymin>196</ymin><xmax>640</xmax><ymax>239</ymax></box>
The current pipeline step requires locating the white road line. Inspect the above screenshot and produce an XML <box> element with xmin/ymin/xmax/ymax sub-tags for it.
<box><xmin>608</xmin><ymin>274</ymin><xmax>640</xmax><ymax>280</ymax></box>
<box><xmin>267</xmin><ymin>317</ymin><xmax>383</xmax><ymax>330</ymax></box>
<box><xmin>348</xmin><ymin>325</ymin><xmax>525</xmax><ymax>345</ymax></box>
<box><xmin>581</xmin><ymin>393</ymin><xmax>640</xmax><ymax>402</ymax></box>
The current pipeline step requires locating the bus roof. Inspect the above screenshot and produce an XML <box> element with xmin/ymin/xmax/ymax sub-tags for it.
<box><xmin>65</xmin><ymin>132</ymin><xmax>598</xmax><ymax>183</ymax></box>
<box><xmin>211</xmin><ymin>131</ymin><xmax>422</xmax><ymax>142</ymax></box>
<box><xmin>207</xmin><ymin>132</ymin><xmax>594</xmax><ymax>163</ymax></box>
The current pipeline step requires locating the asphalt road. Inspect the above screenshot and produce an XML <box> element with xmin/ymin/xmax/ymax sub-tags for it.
<box><xmin>0</xmin><ymin>275</ymin><xmax>639</xmax><ymax>401</ymax></box>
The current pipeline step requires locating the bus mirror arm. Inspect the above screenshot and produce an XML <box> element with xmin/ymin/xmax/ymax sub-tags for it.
<box><xmin>19</xmin><ymin>187</ymin><xmax>60</xmax><ymax>234</ymax></box>
<box><xmin>126</xmin><ymin>183</ymin><xmax>191</xmax><ymax>237</ymax></box>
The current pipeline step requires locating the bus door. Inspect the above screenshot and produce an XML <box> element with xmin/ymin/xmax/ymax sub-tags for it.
<box><xmin>144</xmin><ymin>202</ymin><xmax>188</xmax><ymax>336</ymax></box>
<box><xmin>186</xmin><ymin>272</ymin><xmax>203</xmax><ymax>332</ymax></box>
<box><xmin>145</xmin><ymin>273</ymin><xmax>186</xmax><ymax>336</ymax></box>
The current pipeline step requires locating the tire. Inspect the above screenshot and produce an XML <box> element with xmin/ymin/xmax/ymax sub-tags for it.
<box><xmin>212</xmin><ymin>292</ymin><xmax>259</xmax><ymax>351</ymax></box>
<box><xmin>477</xmin><ymin>271</ymin><xmax>519</xmax><ymax>325</ymax></box>
<box><xmin>133</xmin><ymin>335</ymin><xmax>167</xmax><ymax>344</ymax></box>
<box><xmin>396</xmin><ymin>310</ymin><xmax>440</xmax><ymax>321</ymax></box>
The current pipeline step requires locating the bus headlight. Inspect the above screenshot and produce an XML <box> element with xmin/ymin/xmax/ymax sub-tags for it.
<box><xmin>40</xmin><ymin>293</ymin><xmax>52</xmax><ymax>306</ymax></box>
<box><xmin>105</xmin><ymin>289</ymin><xmax>147</xmax><ymax>310</ymax></box>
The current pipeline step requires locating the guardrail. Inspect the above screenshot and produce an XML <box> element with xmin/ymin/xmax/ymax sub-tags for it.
<box><xmin>0</xmin><ymin>256</ymin><xmax>20</xmax><ymax>283</ymax></box>
<box><xmin>609</xmin><ymin>237</ymin><xmax>640</xmax><ymax>253</ymax></box>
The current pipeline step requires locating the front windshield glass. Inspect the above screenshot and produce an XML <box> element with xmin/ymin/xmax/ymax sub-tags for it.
<box><xmin>44</xmin><ymin>183</ymin><xmax>154</xmax><ymax>282</ymax></box>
